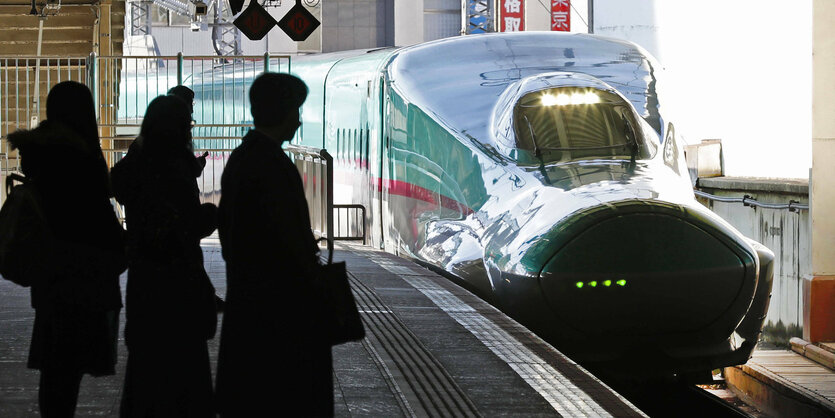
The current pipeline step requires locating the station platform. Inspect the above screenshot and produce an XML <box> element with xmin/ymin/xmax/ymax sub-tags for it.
<box><xmin>725</xmin><ymin>347</ymin><xmax>835</xmax><ymax>417</ymax></box>
<box><xmin>0</xmin><ymin>236</ymin><xmax>646</xmax><ymax>417</ymax></box>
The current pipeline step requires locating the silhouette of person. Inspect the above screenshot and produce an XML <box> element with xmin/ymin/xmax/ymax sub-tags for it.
<box><xmin>216</xmin><ymin>73</ymin><xmax>332</xmax><ymax>417</ymax></box>
<box><xmin>125</xmin><ymin>85</ymin><xmax>208</xmax><ymax>177</ymax></box>
<box><xmin>7</xmin><ymin>80</ymin><xmax>127</xmax><ymax>417</ymax></box>
<box><xmin>165</xmin><ymin>85</ymin><xmax>224</xmax><ymax>312</ymax></box>
<box><xmin>167</xmin><ymin>85</ymin><xmax>210</xmax><ymax>176</ymax></box>
<box><xmin>112</xmin><ymin>95</ymin><xmax>218</xmax><ymax>417</ymax></box>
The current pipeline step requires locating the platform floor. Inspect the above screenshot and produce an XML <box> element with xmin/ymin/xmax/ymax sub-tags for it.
<box><xmin>726</xmin><ymin>348</ymin><xmax>835</xmax><ymax>417</ymax></box>
<box><xmin>0</xmin><ymin>237</ymin><xmax>646</xmax><ymax>417</ymax></box>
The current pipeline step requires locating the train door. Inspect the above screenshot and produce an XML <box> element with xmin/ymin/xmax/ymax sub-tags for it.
<box><xmin>367</xmin><ymin>76</ymin><xmax>383</xmax><ymax>249</ymax></box>
<box><xmin>379</xmin><ymin>75</ymin><xmax>395</xmax><ymax>253</ymax></box>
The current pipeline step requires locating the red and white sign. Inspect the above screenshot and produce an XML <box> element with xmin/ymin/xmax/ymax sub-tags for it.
<box><xmin>500</xmin><ymin>0</ymin><xmax>524</xmax><ymax>32</ymax></box>
<box><xmin>551</xmin><ymin>0</ymin><xmax>571</xmax><ymax>31</ymax></box>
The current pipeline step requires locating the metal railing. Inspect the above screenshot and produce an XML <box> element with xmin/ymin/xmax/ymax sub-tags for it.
<box><xmin>1</xmin><ymin>53</ymin><xmax>291</xmax><ymax>205</ymax></box>
<box><xmin>286</xmin><ymin>145</ymin><xmax>334</xmax><ymax>252</ymax></box>
<box><xmin>0</xmin><ymin>53</ymin><xmax>363</xmax><ymax>250</ymax></box>
<box><xmin>0</xmin><ymin>53</ymin><xmax>291</xmax><ymax>139</ymax></box>
<box><xmin>106</xmin><ymin>53</ymin><xmax>290</xmax><ymax>132</ymax></box>
<box><xmin>694</xmin><ymin>190</ymin><xmax>809</xmax><ymax>212</ymax></box>
<box><xmin>1</xmin><ymin>56</ymin><xmax>90</xmax><ymax>177</ymax></box>
<box><xmin>334</xmin><ymin>204</ymin><xmax>367</xmax><ymax>244</ymax></box>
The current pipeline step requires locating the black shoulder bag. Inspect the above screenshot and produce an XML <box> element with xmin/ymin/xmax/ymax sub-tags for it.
<box><xmin>0</xmin><ymin>173</ymin><xmax>54</xmax><ymax>287</ymax></box>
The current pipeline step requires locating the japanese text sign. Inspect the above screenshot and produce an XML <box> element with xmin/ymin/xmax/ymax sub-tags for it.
<box><xmin>551</xmin><ymin>0</ymin><xmax>570</xmax><ymax>31</ymax></box>
<box><xmin>500</xmin><ymin>0</ymin><xmax>524</xmax><ymax>32</ymax></box>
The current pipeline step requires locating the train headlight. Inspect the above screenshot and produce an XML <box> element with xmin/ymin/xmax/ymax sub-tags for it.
<box><xmin>573</xmin><ymin>279</ymin><xmax>627</xmax><ymax>289</ymax></box>
<box><xmin>540</xmin><ymin>91</ymin><xmax>599</xmax><ymax>106</ymax></box>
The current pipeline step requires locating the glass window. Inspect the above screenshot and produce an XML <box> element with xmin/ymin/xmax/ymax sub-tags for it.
<box><xmin>170</xmin><ymin>12</ymin><xmax>191</xmax><ymax>26</ymax></box>
<box><xmin>513</xmin><ymin>88</ymin><xmax>649</xmax><ymax>163</ymax></box>
<box><xmin>151</xmin><ymin>4</ymin><xmax>169</xmax><ymax>26</ymax></box>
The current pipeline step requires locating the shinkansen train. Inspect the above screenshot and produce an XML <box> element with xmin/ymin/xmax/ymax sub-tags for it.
<box><xmin>192</xmin><ymin>32</ymin><xmax>774</xmax><ymax>381</ymax></box>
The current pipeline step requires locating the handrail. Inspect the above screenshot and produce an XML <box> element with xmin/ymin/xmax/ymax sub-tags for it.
<box><xmin>285</xmin><ymin>144</ymin><xmax>334</xmax><ymax>257</ymax></box>
<box><xmin>694</xmin><ymin>190</ymin><xmax>809</xmax><ymax>212</ymax></box>
<box><xmin>333</xmin><ymin>204</ymin><xmax>366</xmax><ymax>244</ymax></box>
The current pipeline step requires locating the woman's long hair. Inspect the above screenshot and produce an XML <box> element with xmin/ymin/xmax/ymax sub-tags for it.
<box><xmin>46</xmin><ymin>81</ymin><xmax>100</xmax><ymax>150</ymax></box>
<box><xmin>140</xmin><ymin>95</ymin><xmax>193</xmax><ymax>156</ymax></box>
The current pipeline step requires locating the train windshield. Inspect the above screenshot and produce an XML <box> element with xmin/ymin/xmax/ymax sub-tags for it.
<box><xmin>513</xmin><ymin>88</ymin><xmax>650</xmax><ymax>164</ymax></box>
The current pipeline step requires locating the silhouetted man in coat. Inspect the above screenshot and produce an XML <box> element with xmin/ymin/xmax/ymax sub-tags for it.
<box><xmin>216</xmin><ymin>73</ymin><xmax>332</xmax><ymax>417</ymax></box>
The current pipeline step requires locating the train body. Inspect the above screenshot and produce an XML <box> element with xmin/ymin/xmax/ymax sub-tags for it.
<box><xmin>193</xmin><ymin>32</ymin><xmax>774</xmax><ymax>379</ymax></box>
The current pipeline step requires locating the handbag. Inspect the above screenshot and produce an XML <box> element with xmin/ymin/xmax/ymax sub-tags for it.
<box><xmin>189</xmin><ymin>263</ymin><xmax>218</xmax><ymax>340</ymax></box>
<box><xmin>0</xmin><ymin>173</ymin><xmax>54</xmax><ymax>287</ymax></box>
<box><xmin>315</xmin><ymin>239</ymin><xmax>365</xmax><ymax>346</ymax></box>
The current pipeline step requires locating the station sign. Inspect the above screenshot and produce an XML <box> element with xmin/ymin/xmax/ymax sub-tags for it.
<box><xmin>499</xmin><ymin>0</ymin><xmax>524</xmax><ymax>32</ymax></box>
<box><xmin>551</xmin><ymin>0</ymin><xmax>570</xmax><ymax>31</ymax></box>
<box><xmin>234</xmin><ymin>1</ymin><xmax>277</xmax><ymax>41</ymax></box>
<box><xmin>278</xmin><ymin>0</ymin><xmax>320</xmax><ymax>42</ymax></box>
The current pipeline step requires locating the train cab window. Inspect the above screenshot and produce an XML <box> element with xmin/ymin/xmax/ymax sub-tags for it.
<box><xmin>513</xmin><ymin>88</ymin><xmax>652</xmax><ymax>164</ymax></box>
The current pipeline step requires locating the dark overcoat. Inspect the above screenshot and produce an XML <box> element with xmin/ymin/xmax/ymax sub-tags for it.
<box><xmin>111</xmin><ymin>141</ymin><xmax>217</xmax><ymax>417</ymax></box>
<box><xmin>216</xmin><ymin>130</ymin><xmax>332</xmax><ymax>417</ymax></box>
<box><xmin>8</xmin><ymin>121</ymin><xmax>126</xmax><ymax>376</ymax></box>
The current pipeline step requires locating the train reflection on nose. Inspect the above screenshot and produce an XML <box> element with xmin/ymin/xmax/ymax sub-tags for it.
<box><xmin>538</xmin><ymin>210</ymin><xmax>755</xmax><ymax>338</ymax></box>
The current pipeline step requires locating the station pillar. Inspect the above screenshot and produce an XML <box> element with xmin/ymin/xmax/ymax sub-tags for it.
<box><xmin>806</xmin><ymin>0</ymin><xmax>835</xmax><ymax>344</ymax></box>
<box><xmin>96</xmin><ymin>0</ymin><xmax>115</xmax><ymax>165</ymax></box>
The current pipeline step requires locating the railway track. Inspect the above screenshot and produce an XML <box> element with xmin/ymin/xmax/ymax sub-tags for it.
<box><xmin>603</xmin><ymin>378</ymin><xmax>765</xmax><ymax>417</ymax></box>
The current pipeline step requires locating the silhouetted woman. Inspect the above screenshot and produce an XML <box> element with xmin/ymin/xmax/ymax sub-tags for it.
<box><xmin>112</xmin><ymin>95</ymin><xmax>217</xmax><ymax>417</ymax></box>
<box><xmin>8</xmin><ymin>81</ymin><xmax>126</xmax><ymax>417</ymax></box>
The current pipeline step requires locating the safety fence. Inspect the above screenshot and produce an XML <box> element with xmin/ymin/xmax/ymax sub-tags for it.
<box><xmin>333</xmin><ymin>204</ymin><xmax>367</xmax><ymax>244</ymax></box>
<box><xmin>1</xmin><ymin>53</ymin><xmax>290</xmax><ymax>199</ymax></box>
<box><xmin>286</xmin><ymin>145</ymin><xmax>334</xmax><ymax>252</ymax></box>
<box><xmin>1</xmin><ymin>53</ymin><xmax>364</xmax><ymax>248</ymax></box>
<box><xmin>1</xmin><ymin>53</ymin><xmax>291</xmax><ymax>160</ymax></box>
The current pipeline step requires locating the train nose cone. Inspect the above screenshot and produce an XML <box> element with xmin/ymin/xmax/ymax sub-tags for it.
<box><xmin>539</xmin><ymin>210</ymin><xmax>756</xmax><ymax>337</ymax></box>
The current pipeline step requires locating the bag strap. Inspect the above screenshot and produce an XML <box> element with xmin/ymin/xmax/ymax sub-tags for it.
<box><xmin>5</xmin><ymin>173</ymin><xmax>27</xmax><ymax>196</ymax></box>
<box><xmin>316</xmin><ymin>237</ymin><xmax>334</xmax><ymax>265</ymax></box>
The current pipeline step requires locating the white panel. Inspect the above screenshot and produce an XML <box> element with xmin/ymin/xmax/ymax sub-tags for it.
<box><xmin>394</xmin><ymin>0</ymin><xmax>423</xmax><ymax>46</ymax></box>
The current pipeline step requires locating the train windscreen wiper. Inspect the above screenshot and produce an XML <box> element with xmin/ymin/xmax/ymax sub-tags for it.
<box><xmin>523</xmin><ymin>115</ymin><xmax>552</xmax><ymax>185</ymax></box>
<box><xmin>620</xmin><ymin>111</ymin><xmax>640</xmax><ymax>163</ymax></box>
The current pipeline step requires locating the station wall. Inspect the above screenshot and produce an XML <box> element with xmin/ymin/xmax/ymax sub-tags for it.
<box><xmin>697</xmin><ymin>178</ymin><xmax>811</xmax><ymax>344</ymax></box>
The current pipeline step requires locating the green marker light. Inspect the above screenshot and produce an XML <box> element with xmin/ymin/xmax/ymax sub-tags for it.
<box><xmin>575</xmin><ymin>282</ymin><xmax>584</xmax><ymax>289</ymax></box>
<box><xmin>617</xmin><ymin>279</ymin><xmax>627</xmax><ymax>286</ymax></box>
<box><xmin>589</xmin><ymin>281</ymin><xmax>597</xmax><ymax>287</ymax></box>
<box><xmin>603</xmin><ymin>280</ymin><xmax>612</xmax><ymax>287</ymax></box>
